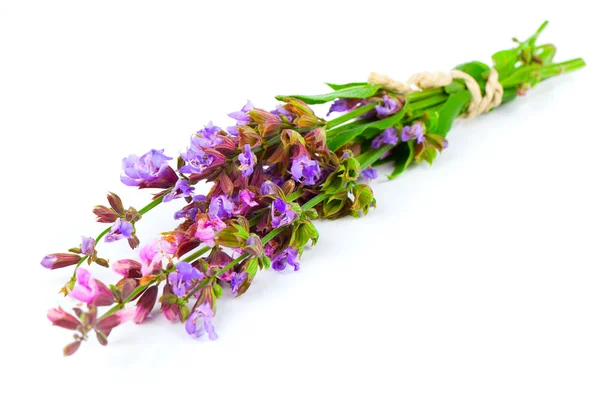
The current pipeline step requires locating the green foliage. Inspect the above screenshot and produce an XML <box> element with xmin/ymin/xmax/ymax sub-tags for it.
<box><xmin>351</xmin><ymin>184</ymin><xmax>375</xmax><ymax>216</ymax></box>
<box><xmin>325</xmin><ymin>82</ymin><xmax>369</xmax><ymax>90</ymax></box>
<box><xmin>356</xmin><ymin>145</ymin><xmax>393</xmax><ymax>170</ymax></box>
<box><xmin>275</xmin><ymin>84</ymin><xmax>381</xmax><ymax>105</ymax></box>
<box><xmin>213</xmin><ymin>283</ymin><xmax>223</xmax><ymax>299</ymax></box>
<box><xmin>327</xmin><ymin>108</ymin><xmax>407</xmax><ymax>151</ymax></box>
<box><xmin>322</xmin><ymin>191</ymin><xmax>350</xmax><ymax>219</ymax></box>
<box><xmin>290</xmin><ymin>219</ymin><xmax>319</xmax><ymax>249</ymax></box>
<box><xmin>436</xmin><ymin>90</ymin><xmax>471</xmax><ymax>137</ymax></box>
<box><xmin>387</xmin><ymin>141</ymin><xmax>415</xmax><ymax>180</ymax></box>
<box><xmin>453</xmin><ymin>61</ymin><xmax>491</xmax><ymax>92</ymax></box>
<box><xmin>322</xmin><ymin>153</ymin><xmax>361</xmax><ymax>194</ymax></box>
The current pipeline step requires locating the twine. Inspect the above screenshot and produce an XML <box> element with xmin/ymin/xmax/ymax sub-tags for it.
<box><xmin>368</xmin><ymin>68</ymin><xmax>503</xmax><ymax>119</ymax></box>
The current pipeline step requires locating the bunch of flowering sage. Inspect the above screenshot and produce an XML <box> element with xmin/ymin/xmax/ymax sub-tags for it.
<box><xmin>42</xmin><ymin>22</ymin><xmax>585</xmax><ymax>356</ymax></box>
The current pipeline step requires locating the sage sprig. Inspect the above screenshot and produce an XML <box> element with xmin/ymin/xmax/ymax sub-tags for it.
<box><xmin>42</xmin><ymin>22</ymin><xmax>584</xmax><ymax>356</ymax></box>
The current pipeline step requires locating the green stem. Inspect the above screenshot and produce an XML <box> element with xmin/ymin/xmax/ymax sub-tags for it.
<box><xmin>356</xmin><ymin>145</ymin><xmax>394</xmax><ymax>169</ymax></box>
<box><xmin>409</xmin><ymin>94</ymin><xmax>448</xmax><ymax>111</ymax></box>
<box><xmin>500</xmin><ymin>57</ymin><xmax>586</xmax><ymax>88</ymax></box>
<box><xmin>182</xmin><ymin>247</ymin><xmax>210</xmax><ymax>263</ymax></box>
<box><xmin>406</xmin><ymin>87</ymin><xmax>445</xmax><ymax>103</ymax></box>
<box><xmin>326</xmin><ymin>103</ymin><xmax>376</xmax><ymax>130</ymax></box>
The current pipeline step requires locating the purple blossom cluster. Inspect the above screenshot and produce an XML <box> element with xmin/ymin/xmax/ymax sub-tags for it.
<box><xmin>40</xmin><ymin>90</ymin><xmax>447</xmax><ymax>356</ymax></box>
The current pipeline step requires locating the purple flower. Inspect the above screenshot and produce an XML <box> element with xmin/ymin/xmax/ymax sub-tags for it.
<box><xmin>227</xmin><ymin>100</ymin><xmax>254</xmax><ymax>126</ymax></box>
<box><xmin>327</xmin><ymin>98</ymin><xmax>362</xmax><ymax>116</ymax></box>
<box><xmin>234</xmin><ymin>189</ymin><xmax>259</xmax><ymax>215</ymax></box>
<box><xmin>271</xmin><ymin>247</ymin><xmax>300</xmax><ymax>272</ymax></box>
<box><xmin>375</xmin><ymin>95</ymin><xmax>400</xmax><ymax>117</ymax></box>
<box><xmin>361</xmin><ymin>167</ymin><xmax>378</xmax><ymax>180</ymax></box>
<box><xmin>163</xmin><ymin>178</ymin><xmax>195</xmax><ymax>202</ymax></box>
<box><xmin>341</xmin><ymin>150</ymin><xmax>353</xmax><ymax>160</ymax></box>
<box><xmin>271</xmin><ymin>198</ymin><xmax>297</xmax><ymax>228</ymax></box>
<box><xmin>240</xmin><ymin>189</ymin><xmax>258</xmax><ymax>207</ymax></box>
<box><xmin>69</xmin><ymin>268</ymin><xmax>115</xmax><ymax>306</ymax></box>
<box><xmin>230</xmin><ymin>272</ymin><xmax>248</xmax><ymax>296</ymax></box>
<box><xmin>120</xmin><ymin>149</ymin><xmax>173</xmax><ymax>187</ymax></box>
<box><xmin>238</xmin><ymin>144</ymin><xmax>257</xmax><ymax>177</ymax></box>
<box><xmin>104</xmin><ymin>219</ymin><xmax>134</xmax><ymax>243</ymax></box>
<box><xmin>371</xmin><ymin>127</ymin><xmax>398</xmax><ymax>148</ymax></box>
<box><xmin>260</xmin><ymin>180</ymin><xmax>280</xmax><ymax>196</ymax></box>
<box><xmin>271</xmin><ymin>104</ymin><xmax>295</xmax><ymax>121</ymax></box>
<box><xmin>192</xmin><ymin>122</ymin><xmax>223</xmax><ymax>148</ymax></box>
<box><xmin>401</xmin><ymin>123</ymin><xmax>425</xmax><ymax>144</ymax></box>
<box><xmin>290</xmin><ymin>154</ymin><xmax>321</xmax><ymax>185</ymax></box>
<box><xmin>208</xmin><ymin>195</ymin><xmax>234</xmax><ymax>220</ymax></box>
<box><xmin>174</xmin><ymin>205</ymin><xmax>199</xmax><ymax>221</ymax></box>
<box><xmin>80</xmin><ymin>236</ymin><xmax>95</xmax><ymax>256</ymax></box>
<box><xmin>179</xmin><ymin>146</ymin><xmax>216</xmax><ymax>175</ymax></box>
<box><xmin>168</xmin><ymin>262</ymin><xmax>204</xmax><ymax>297</ymax></box>
<box><xmin>185</xmin><ymin>302</ymin><xmax>218</xmax><ymax>340</ymax></box>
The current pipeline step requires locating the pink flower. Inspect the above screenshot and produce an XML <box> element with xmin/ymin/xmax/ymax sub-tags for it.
<box><xmin>159</xmin><ymin>232</ymin><xmax>183</xmax><ymax>256</ymax></box>
<box><xmin>69</xmin><ymin>268</ymin><xmax>115</xmax><ymax>306</ymax></box>
<box><xmin>233</xmin><ymin>189</ymin><xmax>259</xmax><ymax>215</ymax></box>
<box><xmin>194</xmin><ymin>215</ymin><xmax>226</xmax><ymax>247</ymax></box>
<box><xmin>139</xmin><ymin>240</ymin><xmax>162</xmax><ymax>276</ymax></box>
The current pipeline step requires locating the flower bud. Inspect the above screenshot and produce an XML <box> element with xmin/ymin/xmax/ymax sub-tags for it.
<box><xmin>134</xmin><ymin>285</ymin><xmax>158</xmax><ymax>324</ymax></box>
<box><xmin>119</xmin><ymin>278</ymin><xmax>137</xmax><ymax>300</ymax></box>
<box><xmin>95</xmin><ymin>258</ymin><xmax>109</xmax><ymax>268</ymax></box>
<box><xmin>112</xmin><ymin>259</ymin><xmax>142</xmax><ymax>278</ymax></box>
<box><xmin>96</xmin><ymin>331</ymin><xmax>108</xmax><ymax>346</ymax></box>
<box><xmin>92</xmin><ymin>280</ymin><xmax>116</xmax><ymax>307</ymax></box>
<box><xmin>63</xmin><ymin>341</ymin><xmax>81</xmax><ymax>357</ymax></box>
<box><xmin>41</xmin><ymin>253</ymin><xmax>81</xmax><ymax>270</ymax></box>
<box><xmin>47</xmin><ymin>307</ymin><xmax>81</xmax><ymax>330</ymax></box>
<box><xmin>243</xmin><ymin>234</ymin><xmax>264</xmax><ymax>257</ymax></box>
<box><xmin>162</xmin><ymin>303</ymin><xmax>179</xmax><ymax>322</ymax></box>
<box><xmin>93</xmin><ymin>205</ymin><xmax>119</xmax><ymax>223</ymax></box>
<box><xmin>106</xmin><ymin>192</ymin><xmax>125</xmax><ymax>214</ymax></box>
<box><xmin>95</xmin><ymin>309</ymin><xmax>134</xmax><ymax>333</ymax></box>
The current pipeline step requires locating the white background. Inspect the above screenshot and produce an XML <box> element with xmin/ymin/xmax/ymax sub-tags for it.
<box><xmin>1</xmin><ymin>1</ymin><xmax>599</xmax><ymax>399</ymax></box>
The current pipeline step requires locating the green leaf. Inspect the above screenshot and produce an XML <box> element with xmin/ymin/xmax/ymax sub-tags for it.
<box><xmin>327</xmin><ymin>103</ymin><xmax>376</xmax><ymax>129</ymax></box>
<box><xmin>421</xmin><ymin>110</ymin><xmax>439</xmax><ymax>133</ymax></box>
<box><xmin>357</xmin><ymin>144</ymin><xmax>394</xmax><ymax>169</ymax></box>
<box><xmin>245</xmin><ymin>257</ymin><xmax>259</xmax><ymax>278</ymax></box>
<box><xmin>213</xmin><ymin>283</ymin><xmax>223</xmax><ymax>299</ymax></box>
<box><xmin>436</xmin><ymin>90</ymin><xmax>471</xmax><ymax>137</ymax></box>
<box><xmin>275</xmin><ymin>84</ymin><xmax>381</xmax><ymax>105</ymax></box>
<box><xmin>535</xmin><ymin>44</ymin><xmax>556</xmax><ymax>65</ymax></box>
<box><xmin>326</xmin><ymin>108</ymin><xmax>407</xmax><ymax>151</ymax></box>
<box><xmin>326</xmin><ymin>82</ymin><xmax>369</xmax><ymax>90</ymax></box>
<box><xmin>290</xmin><ymin>219</ymin><xmax>319</xmax><ymax>249</ymax></box>
<box><xmin>387</xmin><ymin>141</ymin><xmax>415</xmax><ymax>180</ymax></box>
<box><xmin>453</xmin><ymin>61</ymin><xmax>491</xmax><ymax>92</ymax></box>
<box><xmin>351</xmin><ymin>184</ymin><xmax>375</xmax><ymax>216</ymax></box>
<box><xmin>492</xmin><ymin>48</ymin><xmax>520</xmax><ymax>80</ymax></box>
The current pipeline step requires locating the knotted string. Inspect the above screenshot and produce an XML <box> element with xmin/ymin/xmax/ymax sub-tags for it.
<box><xmin>368</xmin><ymin>68</ymin><xmax>503</xmax><ymax>119</ymax></box>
